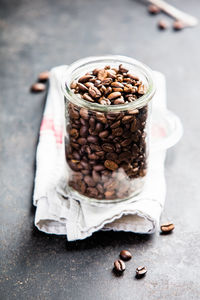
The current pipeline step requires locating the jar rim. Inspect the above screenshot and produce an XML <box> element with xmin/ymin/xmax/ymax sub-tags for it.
<box><xmin>62</xmin><ymin>55</ymin><xmax>156</xmax><ymax>112</ymax></box>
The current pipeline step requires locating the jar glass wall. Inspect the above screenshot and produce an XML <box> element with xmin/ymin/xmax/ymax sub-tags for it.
<box><xmin>62</xmin><ymin>55</ymin><xmax>156</xmax><ymax>204</ymax></box>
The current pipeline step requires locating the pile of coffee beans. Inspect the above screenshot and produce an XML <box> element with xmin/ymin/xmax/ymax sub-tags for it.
<box><xmin>70</xmin><ymin>64</ymin><xmax>146</xmax><ymax>105</ymax></box>
<box><xmin>65</xmin><ymin>64</ymin><xmax>148</xmax><ymax>200</ymax></box>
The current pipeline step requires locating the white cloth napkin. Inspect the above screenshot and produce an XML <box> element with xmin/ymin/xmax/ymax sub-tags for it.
<box><xmin>33</xmin><ymin>65</ymin><xmax>182</xmax><ymax>241</ymax></box>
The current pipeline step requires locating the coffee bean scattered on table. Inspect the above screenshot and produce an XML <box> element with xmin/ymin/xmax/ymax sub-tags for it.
<box><xmin>114</xmin><ymin>259</ymin><xmax>126</xmax><ymax>273</ymax></box>
<box><xmin>120</xmin><ymin>250</ymin><xmax>132</xmax><ymax>261</ymax></box>
<box><xmin>31</xmin><ymin>82</ymin><xmax>46</xmax><ymax>92</ymax></box>
<box><xmin>148</xmin><ymin>4</ymin><xmax>160</xmax><ymax>14</ymax></box>
<box><xmin>173</xmin><ymin>20</ymin><xmax>185</xmax><ymax>31</ymax></box>
<box><xmin>38</xmin><ymin>71</ymin><xmax>50</xmax><ymax>82</ymax></box>
<box><xmin>160</xmin><ymin>223</ymin><xmax>175</xmax><ymax>233</ymax></box>
<box><xmin>158</xmin><ymin>20</ymin><xmax>168</xmax><ymax>30</ymax></box>
<box><xmin>136</xmin><ymin>266</ymin><xmax>147</xmax><ymax>278</ymax></box>
<box><xmin>65</xmin><ymin>64</ymin><xmax>149</xmax><ymax>200</ymax></box>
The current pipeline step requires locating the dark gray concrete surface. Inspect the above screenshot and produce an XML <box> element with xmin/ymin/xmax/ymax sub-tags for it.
<box><xmin>0</xmin><ymin>0</ymin><xmax>200</xmax><ymax>299</ymax></box>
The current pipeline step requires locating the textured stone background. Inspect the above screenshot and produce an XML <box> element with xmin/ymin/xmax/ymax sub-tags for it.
<box><xmin>0</xmin><ymin>0</ymin><xmax>200</xmax><ymax>299</ymax></box>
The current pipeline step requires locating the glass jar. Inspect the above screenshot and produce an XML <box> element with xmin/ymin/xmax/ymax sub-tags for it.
<box><xmin>62</xmin><ymin>55</ymin><xmax>156</xmax><ymax>204</ymax></box>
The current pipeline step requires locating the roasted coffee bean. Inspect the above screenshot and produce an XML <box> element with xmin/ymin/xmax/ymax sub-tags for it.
<box><xmin>138</xmin><ymin>84</ymin><xmax>146</xmax><ymax>95</ymax></box>
<box><xmin>119</xmin><ymin>64</ymin><xmax>128</xmax><ymax>73</ymax></box>
<box><xmin>112</xmin><ymin>88</ymin><xmax>123</xmax><ymax>92</ymax></box>
<box><xmin>71</xmin><ymin>142</ymin><xmax>80</xmax><ymax>150</ymax></box>
<box><xmin>160</xmin><ymin>223</ymin><xmax>175</xmax><ymax>233</ymax></box>
<box><xmin>96</xmin><ymin>151</ymin><xmax>105</xmax><ymax>157</ymax></box>
<box><xmin>97</xmin><ymin>69</ymin><xmax>108</xmax><ymax>81</ymax></box>
<box><xmin>77</xmin><ymin>83</ymin><xmax>88</xmax><ymax>92</ymax></box>
<box><xmin>78</xmin><ymin>74</ymin><xmax>94</xmax><ymax>83</ymax></box>
<box><xmin>107</xmin><ymin>69</ymin><xmax>116</xmax><ymax>79</ymax></box>
<box><xmin>38</xmin><ymin>71</ymin><xmax>50</xmax><ymax>82</ymax></box>
<box><xmin>132</xmin><ymin>130</ymin><xmax>141</xmax><ymax>143</ymax></box>
<box><xmin>69</xmin><ymin>107</ymin><xmax>80</xmax><ymax>119</ymax></box>
<box><xmin>92</xmin><ymin>170</ymin><xmax>101</xmax><ymax>182</ymax></box>
<box><xmin>158</xmin><ymin>19</ymin><xmax>168</xmax><ymax>30</ymax></box>
<box><xmin>115</xmin><ymin>143</ymin><xmax>121</xmax><ymax>153</ymax></box>
<box><xmin>102</xmin><ymin>78</ymin><xmax>113</xmax><ymax>85</ymax></box>
<box><xmin>104</xmin><ymin>86</ymin><xmax>112</xmax><ymax>96</ymax></box>
<box><xmin>114</xmin><ymin>260</ymin><xmax>126</xmax><ymax>272</ymax></box>
<box><xmin>68</xmin><ymin>160</ymin><xmax>79</xmax><ymax>171</ymax></box>
<box><xmin>80</xmin><ymin>118</ymin><xmax>87</xmax><ymax>126</ymax></box>
<box><xmin>82</xmin><ymin>93</ymin><xmax>95</xmax><ymax>102</ymax></box>
<box><xmin>112</xmin><ymin>127</ymin><xmax>123</xmax><ymax>137</ymax></box>
<box><xmin>70</xmin><ymin>81</ymin><xmax>77</xmax><ymax>89</ymax></box>
<box><xmin>69</xmin><ymin>128</ymin><xmax>79</xmax><ymax>138</ymax></box>
<box><xmin>96</xmin><ymin>183</ymin><xmax>104</xmax><ymax>194</ymax></box>
<box><xmin>130</xmin><ymin>118</ymin><xmax>138</xmax><ymax>132</ymax></box>
<box><xmin>31</xmin><ymin>82</ymin><xmax>46</xmax><ymax>92</ymax></box>
<box><xmin>106</xmin><ymin>152</ymin><xmax>118</xmax><ymax>161</ymax></box>
<box><xmin>111</xmin><ymin>81</ymin><xmax>124</xmax><ymax>88</ymax></box>
<box><xmin>122</xmin><ymin>115</ymin><xmax>134</xmax><ymax>124</ymax></box>
<box><xmin>104</xmin><ymin>178</ymin><xmax>117</xmax><ymax>190</ymax></box>
<box><xmin>77</xmin><ymin>137</ymin><xmax>87</xmax><ymax>145</ymax></box>
<box><xmin>114</xmin><ymin>98</ymin><xmax>125</xmax><ymax>105</ymax></box>
<box><xmin>148</xmin><ymin>4</ymin><xmax>160</xmax><ymax>14</ymax></box>
<box><xmin>104</xmin><ymin>160</ymin><xmax>118</xmax><ymax>171</ymax></box>
<box><xmin>72</xmin><ymin>172</ymin><xmax>83</xmax><ymax>181</ymax></box>
<box><xmin>127</xmin><ymin>73</ymin><xmax>139</xmax><ymax>81</ymax></box>
<box><xmin>88</xmin><ymin>86</ymin><xmax>101</xmax><ymax>98</ymax></box>
<box><xmin>99</xmin><ymin>130</ymin><xmax>109</xmax><ymax>139</ymax></box>
<box><xmin>84</xmin><ymin>175</ymin><xmax>96</xmax><ymax>187</ymax></box>
<box><xmin>80</xmin><ymin>181</ymin><xmax>86</xmax><ymax>193</ymax></box>
<box><xmin>98</xmin><ymin>98</ymin><xmax>111</xmax><ymax>105</ymax></box>
<box><xmin>93</xmin><ymin>164</ymin><xmax>105</xmax><ymax>171</ymax></box>
<box><xmin>139</xmin><ymin>168</ymin><xmax>147</xmax><ymax>177</ymax></box>
<box><xmin>173</xmin><ymin>20</ymin><xmax>185</xmax><ymax>31</ymax></box>
<box><xmin>90</xmin><ymin>144</ymin><xmax>102</xmax><ymax>152</ymax></box>
<box><xmin>80</xmin><ymin>161</ymin><xmax>90</xmax><ymax>170</ymax></box>
<box><xmin>89</xmin><ymin>116</ymin><xmax>96</xmax><ymax>129</ymax></box>
<box><xmin>96</xmin><ymin>112</ymin><xmax>107</xmax><ymax>124</ymax></box>
<box><xmin>107</xmin><ymin>91</ymin><xmax>121</xmax><ymax>100</ymax></box>
<box><xmin>80</xmin><ymin>126</ymin><xmax>88</xmax><ymax>137</ymax></box>
<box><xmin>110</xmin><ymin>120</ymin><xmax>121</xmax><ymax>129</ymax></box>
<box><xmin>87</xmin><ymin>153</ymin><xmax>98</xmax><ymax>160</ymax></box>
<box><xmin>120</xmin><ymin>250</ymin><xmax>132</xmax><ymax>261</ymax></box>
<box><xmin>93</xmin><ymin>68</ymin><xmax>101</xmax><ymax>76</ymax></box>
<box><xmin>87</xmin><ymin>187</ymin><xmax>98</xmax><ymax>197</ymax></box>
<box><xmin>136</xmin><ymin>266</ymin><xmax>147</xmax><ymax>278</ymax></box>
<box><xmin>94</xmin><ymin>79</ymin><xmax>102</xmax><ymax>87</ymax></box>
<box><xmin>87</xmin><ymin>135</ymin><xmax>99</xmax><ymax>144</ymax></box>
<box><xmin>85</xmin><ymin>82</ymin><xmax>94</xmax><ymax>88</ymax></box>
<box><xmin>119</xmin><ymin>151</ymin><xmax>132</xmax><ymax>162</ymax></box>
<box><xmin>121</xmin><ymin>139</ymin><xmax>132</xmax><ymax>147</ymax></box>
<box><xmin>72</xmin><ymin>151</ymin><xmax>80</xmax><ymax>160</ymax></box>
<box><xmin>100</xmin><ymin>86</ymin><xmax>106</xmax><ymax>94</ymax></box>
<box><xmin>102</xmin><ymin>143</ymin><xmax>115</xmax><ymax>152</ymax></box>
<box><xmin>101</xmin><ymin>170</ymin><xmax>111</xmax><ymax>177</ymax></box>
<box><xmin>107</xmin><ymin>113</ymin><xmax>117</xmax><ymax>120</ymax></box>
<box><xmin>95</xmin><ymin>122</ymin><xmax>104</xmax><ymax>132</ymax></box>
<box><xmin>105</xmin><ymin>190</ymin><xmax>115</xmax><ymax>199</ymax></box>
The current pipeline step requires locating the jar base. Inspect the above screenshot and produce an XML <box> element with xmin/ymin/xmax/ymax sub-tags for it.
<box><xmin>67</xmin><ymin>178</ymin><xmax>145</xmax><ymax>207</ymax></box>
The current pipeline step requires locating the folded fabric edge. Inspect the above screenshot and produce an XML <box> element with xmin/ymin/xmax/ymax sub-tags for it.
<box><xmin>66</xmin><ymin>200</ymin><xmax>161</xmax><ymax>241</ymax></box>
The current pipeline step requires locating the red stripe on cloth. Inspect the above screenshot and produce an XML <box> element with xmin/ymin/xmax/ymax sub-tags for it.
<box><xmin>40</xmin><ymin>117</ymin><xmax>63</xmax><ymax>144</ymax></box>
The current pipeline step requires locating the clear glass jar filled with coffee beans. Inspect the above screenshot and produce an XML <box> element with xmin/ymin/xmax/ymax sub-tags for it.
<box><xmin>62</xmin><ymin>56</ymin><xmax>155</xmax><ymax>204</ymax></box>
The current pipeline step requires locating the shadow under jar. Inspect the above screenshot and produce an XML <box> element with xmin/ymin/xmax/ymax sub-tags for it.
<box><xmin>62</xmin><ymin>55</ymin><xmax>156</xmax><ymax>204</ymax></box>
